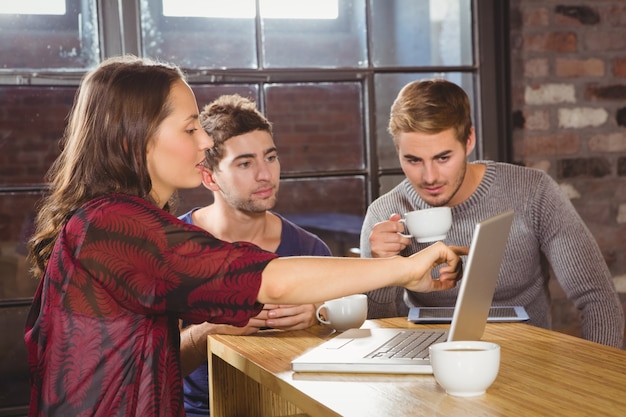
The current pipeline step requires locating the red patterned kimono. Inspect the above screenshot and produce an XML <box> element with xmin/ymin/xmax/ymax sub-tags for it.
<box><xmin>24</xmin><ymin>194</ymin><xmax>277</xmax><ymax>416</ymax></box>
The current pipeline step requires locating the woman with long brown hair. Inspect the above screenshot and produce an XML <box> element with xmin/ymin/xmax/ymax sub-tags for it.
<box><xmin>25</xmin><ymin>55</ymin><xmax>464</xmax><ymax>417</ymax></box>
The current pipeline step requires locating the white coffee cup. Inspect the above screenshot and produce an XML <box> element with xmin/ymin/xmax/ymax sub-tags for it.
<box><xmin>316</xmin><ymin>294</ymin><xmax>367</xmax><ymax>332</ymax></box>
<box><xmin>429</xmin><ymin>341</ymin><xmax>500</xmax><ymax>397</ymax></box>
<box><xmin>398</xmin><ymin>207</ymin><xmax>452</xmax><ymax>243</ymax></box>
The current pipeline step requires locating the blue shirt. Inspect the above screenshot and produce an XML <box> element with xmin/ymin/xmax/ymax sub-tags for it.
<box><xmin>178</xmin><ymin>209</ymin><xmax>332</xmax><ymax>417</ymax></box>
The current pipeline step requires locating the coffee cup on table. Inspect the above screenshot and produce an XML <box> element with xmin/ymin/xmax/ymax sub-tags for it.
<box><xmin>429</xmin><ymin>340</ymin><xmax>501</xmax><ymax>397</ymax></box>
<box><xmin>316</xmin><ymin>294</ymin><xmax>367</xmax><ymax>332</ymax></box>
<box><xmin>398</xmin><ymin>207</ymin><xmax>452</xmax><ymax>243</ymax></box>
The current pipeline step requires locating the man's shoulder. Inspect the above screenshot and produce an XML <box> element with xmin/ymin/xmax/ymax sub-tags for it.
<box><xmin>487</xmin><ymin>161</ymin><xmax>551</xmax><ymax>180</ymax></box>
<box><xmin>275</xmin><ymin>213</ymin><xmax>320</xmax><ymax>240</ymax></box>
<box><xmin>178</xmin><ymin>207</ymin><xmax>201</xmax><ymax>225</ymax></box>
<box><xmin>273</xmin><ymin>213</ymin><xmax>332</xmax><ymax>256</ymax></box>
<box><xmin>477</xmin><ymin>161</ymin><xmax>555</xmax><ymax>193</ymax></box>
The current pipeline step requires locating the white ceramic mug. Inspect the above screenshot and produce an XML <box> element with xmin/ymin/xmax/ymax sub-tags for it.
<box><xmin>316</xmin><ymin>294</ymin><xmax>367</xmax><ymax>332</ymax></box>
<box><xmin>398</xmin><ymin>207</ymin><xmax>452</xmax><ymax>243</ymax></box>
<box><xmin>429</xmin><ymin>340</ymin><xmax>501</xmax><ymax>397</ymax></box>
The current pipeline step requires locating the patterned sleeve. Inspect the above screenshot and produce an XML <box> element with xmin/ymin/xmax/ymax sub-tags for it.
<box><xmin>65</xmin><ymin>195</ymin><xmax>278</xmax><ymax>326</ymax></box>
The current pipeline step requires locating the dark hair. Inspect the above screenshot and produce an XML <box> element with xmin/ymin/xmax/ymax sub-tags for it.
<box><xmin>388</xmin><ymin>79</ymin><xmax>473</xmax><ymax>145</ymax></box>
<box><xmin>199</xmin><ymin>94</ymin><xmax>272</xmax><ymax>170</ymax></box>
<box><xmin>29</xmin><ymin>55</ymin><xmax>185</xmax><ymax>278</ymax></box>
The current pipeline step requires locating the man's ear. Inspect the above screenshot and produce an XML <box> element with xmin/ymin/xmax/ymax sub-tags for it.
<box><xmin>465</xmin><ymin>127</ymin><xmax>476</xmax><ymax>157</ymax></box>
<box><xmin>201</xmin><ymin>167</ymin><xmax>221</xmax><ymax>191</ymax></box>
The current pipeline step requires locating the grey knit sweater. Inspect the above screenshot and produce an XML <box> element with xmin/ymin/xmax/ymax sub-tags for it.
<box><xmin>361</xmin><ymin>161</ymin><xmax>624</xmax><ymax>348</ymax></box>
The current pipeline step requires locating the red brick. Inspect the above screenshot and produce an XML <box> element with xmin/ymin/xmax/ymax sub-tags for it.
<box><xmin>524</xmin><ymin>58</ymin><xmax>549</xmax><ymax>78</ymax></box>
<box><xmin>586</xmin><ymin>84</ymin><xmax>626</xmax><ymax>100</ymax></box>
<box><xmin>523</xmin><ymin>7</ymin><xmax>549</xmax><ymax>26</ymax></box>
<box><xmin>589</xmin><ymin>133</ymin><xmax>626</xmax><ymax>153</ymax></box>
<box><xmin>556</xmin><ymin>58</ymin><xmax>605</xmax><ymax>77</ymax></box>
<box><xmin>598</xmin><ymin>5</ymin><xmax>626</xmax><ymax>27</ymax></box>
<box><xmin>524</xmin><ymin>32</ymin><xmax>577</xmax><ymax>53</ymax></box>
<box><xmin>585</xmin><ymin>31</ymin><xmax>626</xmax><ymax>52</ymax></box>
<box><xmin>613</xmin><ymin>57</ymin><xmax>626</xmax><ymax>77</ymax></box>
<box><xmin>515</xmin><ymin>133</ymin><xmax>580</xmax><ymax>158</ymax></box>
<box><xmin>554</xmin><ymin>5</ymin><xmax>600</xmax><ymax>25</ymax></box>
<box><xmin>525</xmin><ymin>109</ymin><xmax>551</xmax><ymax>130</ymax></box>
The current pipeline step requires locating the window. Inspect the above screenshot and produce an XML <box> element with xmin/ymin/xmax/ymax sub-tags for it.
<box><xmin>0</xmin><ymin>0</ymin><xmax>98</xmax><ymax>71</ymax></box>
<box><xmin>0</xmin><ymin>2</ymin><xmax>509</xmax><ymax>412</ymax></box>
<box><xmin>141</xmin><ymin>0</ymin><xmax>366</xmax><ymax>69</ymax></box>
<box><xmin>137</xmin><ymin>0</ymin><xmax>496</xmax><ymax>209</ymax></box>
<box><xmin>162</xmin><ymin>0</ymin><xmax>339</xmax><ymax>19</ymax></box>
<box><xmin>370</xmin><ymin>0</ymin><xmax>472</xmax><ymax>67</ymax></box>
<box><xmin>0</xmin><ymin>0</ymin><xmax>66</xmax><ymax>15</ymax></box>
<box><xmin>0</xmin><ymin>0</ymin><xmax>510</xmax><ymax>283</ymax></box>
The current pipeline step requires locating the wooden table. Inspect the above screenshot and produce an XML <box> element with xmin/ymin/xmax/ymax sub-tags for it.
<box><xmin>207</xmin><ymin>317</ymin><xmax>626</xmax><ymax>416</ymax></box>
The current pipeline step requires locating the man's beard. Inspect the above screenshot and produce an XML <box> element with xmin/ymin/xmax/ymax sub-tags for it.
<box><xmin>236</xmin><ymin>197</ymin><xmax>277</xmax><ymax>213</ymax></box>
<box><xmin>418</xmin><ymin>164</ymin><xmax>467</xmax><ymax>207</ymax></box>
<box><xmin>226</xmin><ymin>189</ymin><xmax>278</xmax><ymax>214</ymax></box>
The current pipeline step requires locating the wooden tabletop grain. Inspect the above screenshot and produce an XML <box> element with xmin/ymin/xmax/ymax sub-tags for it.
<box><xmin>208</xmin><ymin>317</ymin><xmax>626</xmax><ymax>417</ymax></box>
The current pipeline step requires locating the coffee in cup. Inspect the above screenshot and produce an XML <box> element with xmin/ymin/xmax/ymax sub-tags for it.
<box><xmin>429</xmin><ymin>340</ymin><xmax>500</xmax><ymax>397</ymax></box>
<box><xmin>398</xmin><ymin>207</ymin><xmax>452</xmax><ymax>243</ymax></box>
<box><xmin>316</xmin><ymin>294</ymin><xmax>367</xmax><ymax>332</ymax></box>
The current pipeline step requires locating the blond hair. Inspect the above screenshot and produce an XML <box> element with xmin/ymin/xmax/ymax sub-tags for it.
<box><xmin>388</xmin><ymin>79</ymin><xmax>472</xmax><ymax>145</ymax></box>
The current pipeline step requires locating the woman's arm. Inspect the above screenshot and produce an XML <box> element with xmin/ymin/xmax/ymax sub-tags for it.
<box><xmin>257</xmin><ymin>242</ymin><xmax>465</xmax><ymax>305</ymax></box>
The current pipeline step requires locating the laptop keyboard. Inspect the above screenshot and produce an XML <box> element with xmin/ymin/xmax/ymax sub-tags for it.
<box><xmin>364</xmin><ymin>331</ymin><xmax>447</xmax><ymax>360</ymax></box>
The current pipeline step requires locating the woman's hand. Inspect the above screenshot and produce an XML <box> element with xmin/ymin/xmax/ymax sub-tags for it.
<box><xmin>403</xmin><ymin>242</ymin><xmax>468</xmax><ymax>293</ymax></box>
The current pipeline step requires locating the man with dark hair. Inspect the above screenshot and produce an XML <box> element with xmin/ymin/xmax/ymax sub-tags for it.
<box><xmin>179</xmin><ymin>94</ymin><xmax>331</xmax><ymax>417</ymax></box>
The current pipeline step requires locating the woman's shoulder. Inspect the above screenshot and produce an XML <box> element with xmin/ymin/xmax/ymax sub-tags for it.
<box><xmin>78</xmin><ymin>193</ymin><xmax>179</xmax><ymax>229</ymax></box>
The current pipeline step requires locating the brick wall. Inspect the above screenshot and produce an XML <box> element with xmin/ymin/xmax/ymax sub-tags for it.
<box><xmin>509</xmin><ymin>0</ymin><xmax>626</xmax><ymax>338</ymax></box>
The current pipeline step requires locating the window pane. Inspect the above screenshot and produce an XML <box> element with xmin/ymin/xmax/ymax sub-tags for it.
<box><xmin>276</xmin><ymin>176</ymin><xmax>365</xmax><ymax>215</ymax></box>
<box><xmin>265</xmin><ymin>82</ymin><xmax>365</xmax><ymax>174</ymax></box>
<box><xmin>261</xmin><ymin>0</ymin><xmax>338</xmax><ymax>19</ymax></box>
<box><xmin>0</xmin><ymin>193</ymin><xmax>42</xmax><ymax>300</ymax></box>
<box><xmin>370</xmin><ymin>0</ymin><xmax>472</xmax><ymax>67</ymax></box>
<box><xmin>161</xmin><ymin>0</ymin><xmax>255</xmax><ymax>18</ymax></box>
<box><xmin>0</xmin><ymin>0</ymin><xmax>65</xmax><ymax>15</ymax></box>
<box><xmin>0</xmin><ymin>304</ymin><xmax>31</xmax><ymax>410</ymax></box>
<box><xmin>141</xmin><ymin>1</ymin><xmax>257</xmax><ymax>69</ymax></box>
<box><xmin>191</xmin><ymin>84</ymin><xmax>260</xmax><ymax>113</ymax></box>
<box><xmin>277</xmin><ymin>176</ymin><xmax>365</xmax><ymax>256</ymax></box>
<box><xmin>379</xmin><ymin>174</ymin><xmax>406</xmax><ymax>196</ymax></box>
<box><xmin>261</xmin><ymin>0</ymin><xmax>366</xmax><ymax>68</ymax></box>
<box><xmin>0</xmin><ymin>86</ymin><xmax>75</xmax><ymax>186</ymax></box>
<box><xmin>374</xmin><ymin>72</ymin><xmax>475</xmax><ymax>169</ymax></box>
<box><xmin>0</xmin><ymin>0</ymin><xmax>98</xmax><ymax>70</ymax></box>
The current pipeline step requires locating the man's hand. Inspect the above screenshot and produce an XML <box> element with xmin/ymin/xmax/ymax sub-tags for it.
<box><xmin>369</xmin><ymin>213</ymin><xmax>411</xmax><ymax>258</ymax></box>
<box><xmin>262</xmin><ymin>304</ymin><xmax>317</xmax><ymax>331</ymax></box>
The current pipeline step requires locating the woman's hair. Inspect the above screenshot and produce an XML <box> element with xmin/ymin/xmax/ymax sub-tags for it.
<box><xmin>199</xmin><ymin>94</ymin><xmax>272</xmax><ymax>171</ymax></box>
<box><xmin>388</xmin><ymin>78</ymin><xmax>473</xmax><ymax>146</ymax></box>
<box><xmin>28</xmin><ymin>55</ymin><xmax>185</xmax><ymax>278</ymax></box>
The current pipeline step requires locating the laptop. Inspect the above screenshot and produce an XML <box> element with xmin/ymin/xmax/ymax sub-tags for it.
<box><xmin>408</xmin><ymin>305</ymin><xmax>528</xmax><ymax>323</ymax></box>
<box><xmin>291</xmin><ymin>210</ymin><xmax>515</xmax><ymax>374</ymax></box>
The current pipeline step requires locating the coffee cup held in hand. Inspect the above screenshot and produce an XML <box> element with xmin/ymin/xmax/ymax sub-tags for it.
<box><xmin>398</xmin><ymin>207</ymin><xmax>452</xmax><ymax>243</ymax></box>
<box><xmin>316</xmin><ymin>294</ymin><xmax>367</xmax><ymax>332</ymax></box>
<box><xmin>429</xmin><ymin>341</ymin><xmax>500</xmax><ymax>397</ymax></box>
